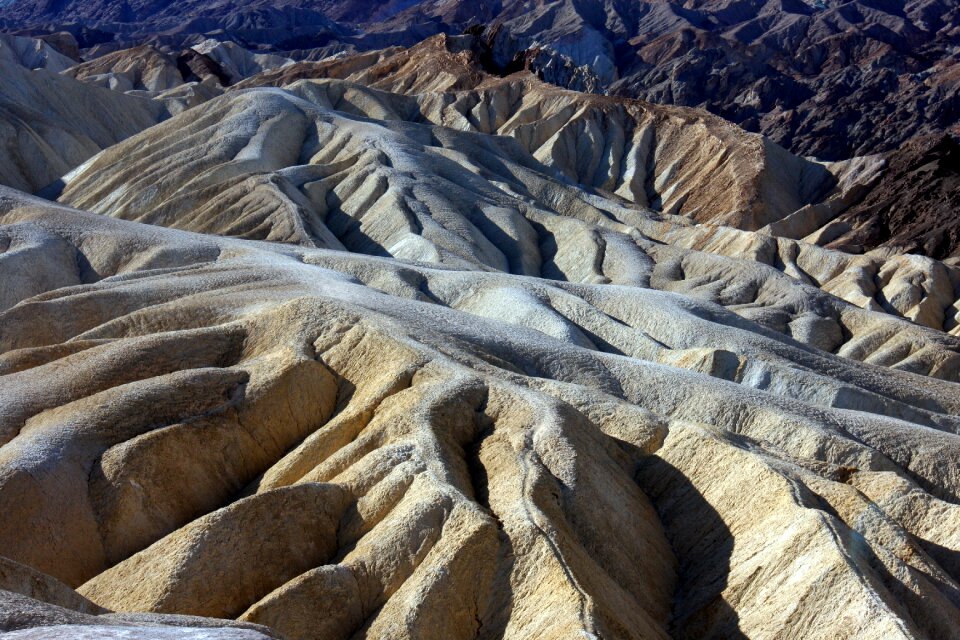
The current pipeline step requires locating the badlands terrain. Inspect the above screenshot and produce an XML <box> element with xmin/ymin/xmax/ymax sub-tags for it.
<box><xmin>0</xmin><ymin>13</ymin><xmax>959</xmax><ymax>640</ymax></box>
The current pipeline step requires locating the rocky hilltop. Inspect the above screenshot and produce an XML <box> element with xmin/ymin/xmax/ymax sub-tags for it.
<box><xmin>0</xmin><ymin>20</ymin><xmax>958</xmax><ymax>640</ymax></box>
<box><xmin>810</xmin><ymin>134</ymin><xmax>960</xmax><ymax>260</ymax></box>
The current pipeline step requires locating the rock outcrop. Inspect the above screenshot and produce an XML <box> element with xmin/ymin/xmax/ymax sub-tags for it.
<box><xmin>65</xmin><ymin>45</ymin><xmax>186</xmax><ymax>92</ymax></box>
<box><xmin>67</xmin><ymin>35</ymin><xmax>836</xmax><ymax>237</ymax></box>
<box><xmin>191</xmin><ymin>40</ymin><xmax>293</xmax><ymax>86</ymax></box>
<box><xmin>365</xmin><ymin>0</ymin><xmax>960</xmax><ymax>160</ymax></box>
<box><xmin>5</xmin><ymin>0</ymin><xmax>956</xmax><ymax>160</ymax></box>
<box><xmin>62</xmin><ymin>44</ymin><xmax>226</xmax><ymax>114</ymax></box>
<box><xmin>0</xmin><ymin>32</ymin><xmax>76</xmax><ymax>72</ymax></box>
<box><xmin>812</xmin><ymin>135</ymin><xmax>960</xmax><ymax>260</ymax></box>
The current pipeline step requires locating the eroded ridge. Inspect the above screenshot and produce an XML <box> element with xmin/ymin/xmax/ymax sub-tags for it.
<box><xmin>50</xmin><ymin>80</ymin><xmax>960</xmax><ymax>381</ymax></box>
<box><xmin>1</xmin><ymin>192</ymin><xmax>959</xmax><ymax>638</ymax></box>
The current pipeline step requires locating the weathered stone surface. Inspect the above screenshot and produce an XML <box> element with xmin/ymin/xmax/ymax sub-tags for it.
<box><xmin>0</xmin><ymin>559</ymin><xmax>103</xmax><ymax>615</ymax></box>
<box><xmin>80</xmin><ymin>483</ymin><xmax>350</xmax><ymax>618</ymax></box>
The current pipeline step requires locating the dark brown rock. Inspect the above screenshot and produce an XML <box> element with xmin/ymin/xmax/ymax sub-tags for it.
<box><xmin>825</xmin><ymin>135</ymin><xmax>960</xmax><ymax>259</ymax></box>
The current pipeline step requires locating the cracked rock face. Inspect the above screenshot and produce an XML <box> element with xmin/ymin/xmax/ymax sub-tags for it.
<box><xmin>0</xmin><ymin>25</ymin><xmax>959</xmax><ymax>640</ymax></box>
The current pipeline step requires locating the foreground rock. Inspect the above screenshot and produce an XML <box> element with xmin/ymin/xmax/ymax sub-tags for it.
<box><xmin>1</xmin><ymin>186</ymin><xmax>959</xmax><ymax>637</ymax></box>
<box><xmin>0</xmin><ymin>555</ymin><xmax>277</xmax><ymax>638</ymax></box>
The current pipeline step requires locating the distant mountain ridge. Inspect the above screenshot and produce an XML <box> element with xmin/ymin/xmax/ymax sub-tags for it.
<box><xmin>2</xmin><ymin>0</ymin><xmax>959</xmax><ymax>161</ymax></box>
